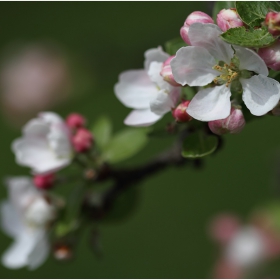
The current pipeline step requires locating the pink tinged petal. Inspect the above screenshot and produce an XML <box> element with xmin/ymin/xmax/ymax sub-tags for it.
<box><xmin>258</xmin><ymin>41</ymin><xmax>280</xmax><ymax>71</ymax></box>
<box><xmin>188</xmin><ymin>23</ymin><xmax>234</xmax><ymax>63</ymax></box>
<box><xmin>27</xmin><ymin>232</ymin><xmax>49</xmax><ymax>270</ymax></box>
<box><xmin>144</xmin><ymin>47</ymin><xmax>169</xmax><ymax>71</ymax></box>
<box><xmin>186</xmin><ymin>85</ymin><xmax>231</xmax><ymax>121</ymax></box>
<box><xmin>171</xmin><ymin>46</ymin><xmax>218</xmax><ymax>86</ymax></box>
<box><xmin>1</xmin><ymin>201</ymin><xmax>23</xmax><ymax>238</ymax></box>
<box><xmin>241</xmin><ymin>75</ymin><xmax>280</xmax><ymax>116</ymax></box>
<box><xmin>235</xmin><ymin>47</ymin><xmax>268</xmax><ymax>76</ymax></box>
<box><xmin>114</xmin><ymin>70</ymin><xmax>158</xmax><ymax>109</ymax></box>
<box><xmin>180</xmin><ymin>25</ymin><xmax>191</xmax><ymax>45</ymax></box>
<box><xmin>124</xmin><ymin>109</ymin><xmax>163</xmax><ymax>127</ymax></box>
<box><xmin>2</xmin><ymin>230</ymin><xmax>38</xmax><ymax>269</ymax></box>
<box><xmin>150</xmin><ymin>90</ymin><xmax>174</xmax><ymax>115</ymax></box>
<box><xmin>185</xmin><ymin>11</ymin><xmax>214</xmax><ymax>25</ymax></box>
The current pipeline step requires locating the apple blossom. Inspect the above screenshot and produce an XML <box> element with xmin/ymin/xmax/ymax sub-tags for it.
<box><xmin>180</xmin><ymin>11</ymin><xmax>214</xmax><ymax>45</ymax></box>
<box><xmin>217</xmin><ymin>9</ymin><xmax>243</xmax><ymax>32</ymax></box>
<box><xmin>208</xmin><ymin>107</ymin><xmax>245</xmax><ymax>135</ymax></box>
<box><xmin>12</xmin><ymin>112</ymin><xmax>73</xmax><ymax>174</ymax></box>
<box><xmin>114</xmin><ymin>47</ymin><xmax>181</xmax><ymax>126</ymax></box>
<box><xmin>171</xmin><ymin>23</ymin><xmax>280</xmax><ymax>121</ymax></box>
<box><xmin>1</xmin><ymin>177</ymin><xmax>57</xmax><ymax>270</ymax></box>
<box><xmin>258</xmin><ymin>40</ymin><xmax>280</xmax><ymax>71</ymax></box>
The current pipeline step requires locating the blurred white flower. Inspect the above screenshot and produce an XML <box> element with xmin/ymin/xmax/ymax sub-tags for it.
<box><xmin>12</xmin><ymin>112</ymin><xmax>73</xmax><ymax>174</ymax></box>
<box><xmin>1</xmin><ymin>177</ymin><xmax>57</xmax><ymax>270</ymax></box>
<box><xmin>114</xmin><ymin>47</ymin><xmax>181</xmax><ymax>126</ymax></box>
<box><xmin>0</xmin><ymin>44</ymin><xmax>71</xmax><ymax>126</ymax></box>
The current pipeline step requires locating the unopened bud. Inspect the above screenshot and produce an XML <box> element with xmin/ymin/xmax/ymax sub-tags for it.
<box><xmin>217</xmin><ymin>8</ymin><xmax>243</xmax><ymax>32</ymax></box>
<box><xmin>160</xmin><ymin>56</ymin><xmax>180</xmax><ymax>86</ymax></box>
<box><xmin>258</xmin><ymin>40</ymin><xmax>280</xmax><ymax>71</ymax></box>
<box><xmin>184</xmin><ymin>11</ymin><xmax>214</xmax><ymax>26</ymax></box>
<box><xmin>66</xmin><ymin>113</ymin><xmax>86</xmax><ymax>129</ymax></box>
<box><xmin>172</xmin><ymin>100</ymin><xmax>192</xmax><ymax>122</ymax></box>
<box><xmin>53</xmin><ymin>244</ymin><xmax>72</xmax><ymax>261</ymax></box>
<box><xmin>33</xmin><ymin>173</ymin><xmax>55</xmax><ymax>190</ymax></box>
<box><xmin>72</xmin><ymin>128</ymin><xmax>93</xmax><ymax>153</ymax></box>
<box><xmin>208</xmin><ymin>107</ymin><xmax>245</xmax><ymax>135</ymax></box>
<box><xmin>180</xmin><ymin>11</ymin><xmax>214</xmax><ymax>45</ymax></box>
<box><xmin>265</xmin><ymin>11</ymin><xmax>280</xmax><ymax>36</ymax></box>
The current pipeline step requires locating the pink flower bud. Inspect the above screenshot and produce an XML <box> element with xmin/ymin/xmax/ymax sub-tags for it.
<box><xmin>217</xmin><ymin>8</ymin><xmax>244</xmax><ymax>32</ymax></box>
<box><xmin>265</xmin><ymin>11</ymin><xmax>280</xmax><ymax>36</ymax></box>
<box><xmin>172</xmin><ymin>100</ymin><xmax>192</xmax><ymax>122</ymax></box>
<box><xmin>184</xmin><ymin>11</ymin><xmax>214</xmax><ymax>26</ymax></box>
<box><xmin>208</xmin><ymin>107</ymin><xmax>245</xmax><ymax>135</ymax></box>
<box><xmin>180</xmin><ymin>11</ymin><xmax>214</xmax><ymax>45</ymax></box>
<box><xmin>66</xmin><ymin>113</ymin><xmax>86</xmax><ymax>129</ymax></box>
<box><xmin>180</xmin><ymin>25</ymin><xmax>191</xmax><ymax>45</ymax></box>
<box><xmin>33</xmin><ymin>173</ymin><xmax>55</xmax><ymax>190</ymax></box>
<box><xmin>160</xmin><ymin>56</ymin><xmax>180</xmax><ymax>86</ymax></box>
<box><xmin>72</xmin><ymin>128</ymin><xmax>93</xmax><ymax>153</ymax></box>
<box><xmin>258</xmin><ymin>40</ymin><xmax>280</xmax><ymax>71</ymax></box>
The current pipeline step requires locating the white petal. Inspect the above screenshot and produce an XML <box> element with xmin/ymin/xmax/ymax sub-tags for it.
<box><xmin>147</xmin><ymin>62</ymin><xmax>172</xmax><ymax>91</ymax></box>
<box><xmin>187</xmin><ymin>85</ymin><xmax>231</xmax><ymax>121</ymax></box>
<box><xmin>1</xmin><ymin>201</ymin><xmax>23</xmax><ymax>238</ymax></box>
<box><xmin>235</xmin><ymin>47</ymin><xmax>268</xmax><ymax>76</ymax></box>
<box><xmin>2</xmin><ymin>230</ymin><xmax>38</xmax><ymax>269</ymax></box>
<box><xmin>114</xmin><ymin>70</ymin><xmax>158</xmax><ymax>109</ymax></box>
<box><xmin>150</xmin><ymin>90</ymin><xmax>174</xmax><ymax>115</ymax></box>
<box><xmin>188</xmin><ymin>23</ymin><xmax>234</xmax><ymax>63</ymax></box>
<box><xmin>144</xmin><ymin>47</ymin><xmax>169</xmax><ymax>71</ymax></box>
<box><xmin>27</xmin><ymin>232</ymin><xmax>49</xmax><ymax>270</ymax></box>
<box><xmin>39</xmin><ymin>112</ymin><xmax>65</xmax><ymax>125</ymax></box>
<box><xmin>12</xmin><ymin>138</ymin><xmax>71</xmax><ymax>174</ymax></box>
<box><xmin>171</xmin><ymin>46</ymin><xmax>218</xmax><ymax>86</ymax></box>
<box><xmin>241</xmin><ymin>75</ymin><xmax>280</xmax><ymax>116</ymax></box>
<box><xmin>124</xmin><ymin>109</ymin><xmax>163</xmax><ymax>127</ymax></box>
<box><xmin>23</xmin><ymin>119</ymin><xmax>50</xmax><ymax>138</ymax></box>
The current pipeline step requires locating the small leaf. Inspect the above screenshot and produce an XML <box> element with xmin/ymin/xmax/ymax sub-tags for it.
<box><xmin>103</xmin><ymin>128</ymin><xmax>149</xmax><ymax>164</ymax></box>
<box><xmin>165</xmin><ymin>37</ymin><xmax>187</xmax><ymax>56</ymax></box>
<box><xmin>236</xmin><ymin>1</ymin><xmax>280</xmax><ymax>27</ymax></box>
<box><xmin>182</xmin><ymin>131</ymin><xmax>218</xmax><ymax>158</ymax></box>
<box><xmin>212</xmin><ymin>1</ymin><xmax>235</xmax><ymax>23</ymax></box>
<box><xmin>221</xmin><ymin>26</ymin><xmax>276</xmax><ymax>48</ymax></box>
<box><xmin>91</xmin><ymin>115</ymin><xmax>112</xmax><ymax>151</ymax></box>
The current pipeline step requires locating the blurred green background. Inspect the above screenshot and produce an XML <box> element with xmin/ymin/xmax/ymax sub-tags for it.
<box><xmin>0</xmin><ymin>1</ymin><xmax>280</xmax><ymax>278</ymax></box>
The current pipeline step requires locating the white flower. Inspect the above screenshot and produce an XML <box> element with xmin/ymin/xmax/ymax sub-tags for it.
<box><xmin>12</xmin><ymin>112</ymin><xmax>73</xmax><ymax>174</ymax></box>
<box><xmin>225</xmin><ymin>226</ymin><xmax>266</xmax><ymax>268</ymax></box>
<box><xmin>1</xmin><ymin>177</ymin><xmax>57</xmax><ymax>270</ymax></box>
<box><xmin>114</xmin><ymin>47</ymin><xmax>181</xmax><ymax>126</ymax></box>
<box><xmin>171</xmin><ymin>23</ymin><xmax>280</xmax><ymax>121</ymax></box>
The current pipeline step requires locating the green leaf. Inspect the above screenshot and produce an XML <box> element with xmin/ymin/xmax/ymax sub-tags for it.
<box><xmin>236</xmin><ymin>1</ymin><xmax>280</xmax><ymax>27</ymax></box>
<box><xmin>91</xmin><ymin>115</ymin><xmax>112</xmax><ymax>151</ymax></box>
<box><xmin>212</xmin><ymin>1</ymin><xmax>235</xmax><ymax>23</ymax></box>
<box><xmin>165</xmin><ymin>37</ymin><xmax>187</xmax><ymax>55</ymax></box>
<box><xmin>103</xmin><ymin>128</ymin><xmax>149</xmax><ymax>164</ymax></box>
<box><xmin>182</xmin><ymin>131</ymin><xmax>218</xmax><ymax>159</ymax></box>
<box><xmin>221</xmin><ymin>26</ymin><xmax>276</xmax><ymax>48</ymax></box>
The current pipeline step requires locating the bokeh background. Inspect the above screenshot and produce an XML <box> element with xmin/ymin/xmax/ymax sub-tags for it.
<box><xmin>1</xmin><ymin>1</ymin><xmax>280</xmax><ymax>278</ymax></box>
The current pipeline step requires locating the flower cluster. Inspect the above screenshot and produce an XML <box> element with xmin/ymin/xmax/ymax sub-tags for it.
<box><xmin>114</xmin><ymin>9</ymin><xmax>280</xmax><ymax>136</ymax></box>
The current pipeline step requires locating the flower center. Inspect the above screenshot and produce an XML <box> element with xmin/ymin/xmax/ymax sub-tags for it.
<box><xmin>212</xmin><ymin>62</ymin><xmax>239</xmax><ymax>87</ymax></box>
